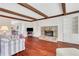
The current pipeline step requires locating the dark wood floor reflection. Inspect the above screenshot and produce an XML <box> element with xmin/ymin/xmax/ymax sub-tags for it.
<box><xmin>14</xmin><ymin>37</ymin><xmax>57</xmax><ymax>56</ymax></box>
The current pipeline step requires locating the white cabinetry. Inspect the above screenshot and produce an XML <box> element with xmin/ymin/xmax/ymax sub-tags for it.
<box><xmin>0</xmin><ymin>38</ymin><xmax>25</xmax><ymax>56</ymax></box>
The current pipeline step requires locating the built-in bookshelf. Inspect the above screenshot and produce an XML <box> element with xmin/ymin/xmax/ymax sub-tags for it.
<box><xmin>72</xmin><ymin>16</ymin><xmax>78</xmax><ymax>34</ymax></box>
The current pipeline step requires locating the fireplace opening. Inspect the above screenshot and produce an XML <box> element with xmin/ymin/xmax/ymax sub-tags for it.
<box><xmin>27</xmin><ymin>28</ymin><xmax>33</xmax><ymax>37</ymax></box>
<box><xmin>44</xmin><ymin>31</ymin><xmax>54</xmax><ymax>37</ymax></box>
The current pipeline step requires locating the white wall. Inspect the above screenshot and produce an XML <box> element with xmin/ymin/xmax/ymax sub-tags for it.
<box><xmin>30</xmin><ymin>13</ymin><xmax>79</xmax><ymax>44</ymax></box>
<box><xmin>0</xmin><ymin>17</ymin><xmax>11</xmax><ymax>25</ymax></box>
<box><xmin>31</xmin><ymin>17</ymin><xmax>63</xmax><ymax>41</ymax></box>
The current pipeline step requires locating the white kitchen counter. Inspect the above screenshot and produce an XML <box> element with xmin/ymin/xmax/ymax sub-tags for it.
<box><xmin>56</xmin><ymin>48</ymin><xmax>79</xmax><ymax>56</ymax></box>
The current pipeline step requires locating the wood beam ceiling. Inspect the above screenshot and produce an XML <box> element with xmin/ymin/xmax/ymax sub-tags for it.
<box><xmin>0</xmin><ymin>3</ymin><xmax>79</xmax><ymax>22</ymax></box>
<box><xmin>61</xmin><ymin>3</ymin><xmax>66</xmax><ymax>15</ymax></box>
<box><xmin>18</xmin><ymin>3</ymin><xmax>48</xmax><ymax>18</ymax></box>
<box><xmin>33</xmin><ymin>10</ymin><xmax>79</xmax><ymax>21</ymax></box>
<box><xmin>0</xmin><ymin>8</ymin><xmax>36</xmax><ymax>20</ymax></box>
<box><xmin>0</xmin><ymin>15</ymin><xmax>32</xmax><ymax>22</ymax></box>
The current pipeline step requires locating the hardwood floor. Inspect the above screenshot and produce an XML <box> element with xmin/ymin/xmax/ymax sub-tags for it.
<box><xmin>13</xmin><ymin>37</ymin><xmax>79</xmax><ymax>56</ymax></box>
<box><xmin>14</xmin><ymin>37</ymin><xmax>57</xmax><ymax>56</ymax></box>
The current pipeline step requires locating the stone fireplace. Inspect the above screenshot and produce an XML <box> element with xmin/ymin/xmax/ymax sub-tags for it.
<box><xmin>39</xmin><ymin>26</ymin><xmax>58</xmax><ymax>42</ymax></box>
<box><xmin>41</xmin><ymin>26</ymin><xmax>58</xmax><ymax>38</ymax></box>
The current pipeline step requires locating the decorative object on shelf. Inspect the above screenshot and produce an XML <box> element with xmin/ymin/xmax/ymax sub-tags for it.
<box><xmin>11</xmin><ymin>27</ymin><xmax>18</xmax><ymax>39</ymax></box>
<box><xmin>19</xmin><ymin>34</ymin><xmax>24</xmax><ymax>39</ymax></box>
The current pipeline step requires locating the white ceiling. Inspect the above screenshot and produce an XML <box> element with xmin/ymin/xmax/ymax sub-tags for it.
<box><xmin>0</xmin><ymin>3</ymin><xmax>44</xmax><ymax>19</ymax></box>
<box><xmin>0</xmin><ymin>11</ymin><xmax>33</xmax><ymax>21</ymax></box>
<box><xmin>0</xmin><ymin>3</ymin><xmax>79</xmax><ymax>21</ymax></box>
<box><xmin>66</xmin><ymin>3</ymin><xmax>79</xmax><ymax>13</ymax></box>
<box><xmin>28</xmin><ymin>3</ymin><xmax>63</xmax><ymax>16</ymax></box>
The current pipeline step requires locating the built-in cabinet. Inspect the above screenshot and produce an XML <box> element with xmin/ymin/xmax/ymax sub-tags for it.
<box><xmin>63</xmin><ymin>16</ymin><xmax>79</xmax><ymax>44</ymax></box>
<box><xmin>0</xmin><ymin>38</ymin><xmax>25</xmax><ymax>56</ymax></box>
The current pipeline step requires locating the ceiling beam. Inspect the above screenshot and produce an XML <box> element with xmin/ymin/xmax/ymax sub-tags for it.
<box><xmin>0</xmin><ymin>15</ymin><xmax>32</xmax><ymax>22</ymax></box>
<box><xmin>0</xmin><ymin>8</ymin><xmax>36</xmax><ymax>20</ymax></box>
<box><xmin>18</xmin><ymin>3</ymin><xmax>48</xmax><ymax>18</ymax></box>
<box><xmin>1</xmin><ymin>10</ymin><xmax>79</xmax><ymax>22</ymax></box>
<box><xmin>33</xmin><ymin>10</ymin><xmax>79</xmax><ymax>21</ymax></box>
<box><xmin>61</xmin><ymin>3</ymin><xmax>66</xmax><ymax>15</ymax></box>
<box><xmin>33</xmin><ymin>14</ymin><xmax>64</xmax><ymax>21</ymax></box>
